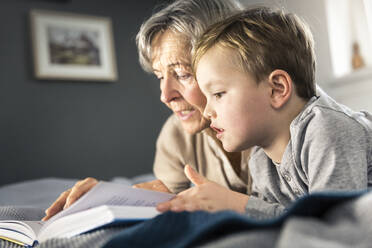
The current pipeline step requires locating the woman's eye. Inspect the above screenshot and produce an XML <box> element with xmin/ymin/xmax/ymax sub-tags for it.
<box><xmin>177</xmin><ymin>73</ymin><xmax>191</xmax><ymax>80</ymax></box>
<box><xmin>155</xmin><ymin>76</ymin><xmax>164</xmax><ymax>82</ymax></box>
<box><xmin>153</xmin><ymin>73</ymin><xmax>163</xmax><ymax>80</ymax></box>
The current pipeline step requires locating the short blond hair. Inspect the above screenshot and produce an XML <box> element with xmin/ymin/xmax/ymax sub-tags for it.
<box><xmin>192</xmin><ymin>7</ymin><xmax>316</xmax><ymax>99</ymax></box>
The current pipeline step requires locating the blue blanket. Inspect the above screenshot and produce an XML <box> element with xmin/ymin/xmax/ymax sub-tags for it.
<box><xmin>103</xmin><ymin>190</ymin><xmax>368</xmax><ymax>248</ymax></box>
<box><xmin>1</xmin><ymin>178</ymin><xmax>370</xmax><ymax>248</ymax></box>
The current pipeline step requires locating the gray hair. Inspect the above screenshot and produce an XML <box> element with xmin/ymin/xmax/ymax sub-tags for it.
<box><xmin>136</xmin><ymin>0</ymin><xmax>243</xmax><ymax>72</ymax></box>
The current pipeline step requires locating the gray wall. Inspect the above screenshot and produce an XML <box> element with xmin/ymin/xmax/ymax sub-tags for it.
<box><xmin>0</xmin><ymin>0</ymin><xmax>171</xmax><ymax>186</ymax></box>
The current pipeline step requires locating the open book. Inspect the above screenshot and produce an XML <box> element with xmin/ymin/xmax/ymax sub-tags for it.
<box><xmin>0</xmin><ymin>181</ymin><xmax>175</xmax><ymax>247</ymax></box>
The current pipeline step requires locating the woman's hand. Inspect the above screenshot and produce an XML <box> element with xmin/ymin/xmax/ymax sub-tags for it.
<box><xmin>156</xmin><ymin>165</ymin><xmax>249</xmax><ymax>213</ymax></box>
<box><xmin>42</xmin><ymin>178</ymin><xmax>171</xmax><ymax>221</ymax></box>
<box><xmin>42</xmin><ymin>177</ymin><xmax>98</xmax><ymax>221</ymax></box>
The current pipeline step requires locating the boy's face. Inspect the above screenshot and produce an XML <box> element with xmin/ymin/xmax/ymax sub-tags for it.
<box><xmin>196</xmin><ymin>45</ymin><xmax>273</xmax><ymax>152</ymax></box>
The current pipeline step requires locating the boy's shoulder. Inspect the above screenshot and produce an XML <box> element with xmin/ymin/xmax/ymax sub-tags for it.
<box><xmin>288</xmin><ymin>88</ymin><xmax>372</xmax><ymax>171</ymax></box>
<box><xmin>292</xmin><ymin>88</ymin><xmax>372</xmax><ymax>138</ymax></box>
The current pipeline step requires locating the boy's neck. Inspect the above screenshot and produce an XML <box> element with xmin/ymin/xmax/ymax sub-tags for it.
<box><xmin>263</xmin><ymin>131</ymin><xmax>290</xmax><ymax>164</ymax></box>
<box><xmin>263</xmin><ymin>95</ymin><xmax>308</xmax><ymax>164</ymax></box>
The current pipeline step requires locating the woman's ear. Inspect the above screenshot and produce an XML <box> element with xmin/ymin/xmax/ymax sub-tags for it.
<box><xmin>267</xmin><ymin>69</ymin><xmax>293</xmax><ymax>109</ymax></box>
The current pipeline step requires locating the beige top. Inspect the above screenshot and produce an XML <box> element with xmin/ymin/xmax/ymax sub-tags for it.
<box><xmin>153</xmin><ymin>114</ymin><xmax>252</xmax><ymax>194</ymax></box>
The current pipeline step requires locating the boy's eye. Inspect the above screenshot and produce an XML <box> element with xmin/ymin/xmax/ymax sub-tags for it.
<box><xmin>213</xmin><ymin>92</ymin><xmax>225</xmax><ymax>99</ymax></box>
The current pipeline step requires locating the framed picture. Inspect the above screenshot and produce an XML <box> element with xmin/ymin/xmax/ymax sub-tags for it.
<box><xmin>30</xmin><ymin>10</ymin><xmax>118</xmax><ymax>81</ymax></box>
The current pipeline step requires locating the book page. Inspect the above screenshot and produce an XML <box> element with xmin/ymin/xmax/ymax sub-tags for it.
<box><xmin>0</xmin><ymin>220</ymin><xmax>44</xmax><ymax>246</ymax></box>
<box><xmin>47</xmin><ymin>181</ymin><xmax>174</xmax><ymax>223</ymax></box>
<box><xmin>39</xmin><ymin>205</ymin><xmax>161</xmax><ymax>242</ymax></box>
<box><xmin>23</xmin><ymin>221</ymin><xmax>44</xmax><ymax>235</ymax></box>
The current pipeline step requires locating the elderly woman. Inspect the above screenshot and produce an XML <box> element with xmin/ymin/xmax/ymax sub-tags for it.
<box><xmin>43</xmin><ymin>0</ymin><xmax>251</xmax><ymax>220</ymax></box>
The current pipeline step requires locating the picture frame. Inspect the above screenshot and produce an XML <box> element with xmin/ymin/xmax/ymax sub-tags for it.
<box><xmin>30</xmin><ymin>10</ymin><xmax>118</xmax><ymax>82</ymax></box>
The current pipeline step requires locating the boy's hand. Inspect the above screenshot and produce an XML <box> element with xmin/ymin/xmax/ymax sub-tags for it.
<box><xmin>132</xmin><ymin>179</ymin><xmax>171</xmax><ymax>193</ymax></box>
<box><xmin>156</xmin><ymin>165</ymin><xmax>249</xmax><ymax>213</ymax></box>
<box><xmin>42</xmin><ymin>177</ymin><xmax>98</xmax><ymax>221</ymax></box>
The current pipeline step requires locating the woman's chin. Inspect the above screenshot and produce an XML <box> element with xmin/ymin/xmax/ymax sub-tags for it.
<box><xmin>181</xmin><ymin>119</ymin><xmax>210</xmax><ymax>135</ymax></box>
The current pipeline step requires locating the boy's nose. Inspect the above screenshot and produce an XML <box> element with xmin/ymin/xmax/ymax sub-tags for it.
<box><xmin>203</xmin><ymin>104</ymin><xmax>215</xmax><ymax>119</ymax></box>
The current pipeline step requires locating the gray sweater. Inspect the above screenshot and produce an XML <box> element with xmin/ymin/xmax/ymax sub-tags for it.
<box><xmin>245</xmin><ymin>88</ymin><xmax>372</xmax><ymax>219</ymax></box>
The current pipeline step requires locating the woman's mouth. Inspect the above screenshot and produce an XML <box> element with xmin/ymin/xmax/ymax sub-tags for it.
<box><xmin>176</xmin><ymin>109</ymin><xmax>196</xmax><ymax>121</ymax></box>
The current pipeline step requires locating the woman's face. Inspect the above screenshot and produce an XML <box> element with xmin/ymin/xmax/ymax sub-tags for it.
<box><xmin>151</xmin><ymin>30</ymin><xmax>210</xmax><ymax>134</ymax></box>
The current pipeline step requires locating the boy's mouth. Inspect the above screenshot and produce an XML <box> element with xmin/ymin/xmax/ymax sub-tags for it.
<box><xmin>210</xmin><ymin>125</ymin><xmax>224</xmax><ymax>134</ymax></box>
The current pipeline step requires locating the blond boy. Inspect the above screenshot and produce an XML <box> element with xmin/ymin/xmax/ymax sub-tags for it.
<box><xmin>190</xmin><ymin>7</ymin><xmax>372</xmax><ymax>218</ymax></box>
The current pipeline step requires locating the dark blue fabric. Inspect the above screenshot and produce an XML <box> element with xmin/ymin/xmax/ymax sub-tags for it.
<box><xmin>102</xmin><ymin>190</ymin><xmax>368</xmax><ymax>248</ymax></box>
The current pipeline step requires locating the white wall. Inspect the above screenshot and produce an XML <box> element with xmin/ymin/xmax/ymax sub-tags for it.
<box><xmin>325</xmin><ymin>68</ymin><xmax>372</xmax><ymax>112</ymax></box>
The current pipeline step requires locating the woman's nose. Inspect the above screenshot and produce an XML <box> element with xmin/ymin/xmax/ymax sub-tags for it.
<box><xmin>160</xmin><ymin>76</ymin><xmax>180</xmax><ymax>103</ymax></box>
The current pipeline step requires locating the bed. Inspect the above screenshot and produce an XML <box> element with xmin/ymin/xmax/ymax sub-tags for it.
<box><xmin>1</xmin><ymin>177</ymin><xmax>371</xmax><ymax>248</ymax></box>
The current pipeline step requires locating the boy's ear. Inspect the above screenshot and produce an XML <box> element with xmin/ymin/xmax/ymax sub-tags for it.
<box><xmin>267</xmin><ymin>69</ymin><xmax>293</xmax><ymax>109</ymax></box>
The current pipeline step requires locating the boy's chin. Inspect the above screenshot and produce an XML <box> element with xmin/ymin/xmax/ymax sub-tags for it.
<box><xmin>222</xmin><ymin>142</ymin><xmax>242</xmax><ymax>153</ymax></box>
